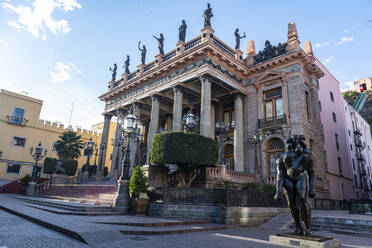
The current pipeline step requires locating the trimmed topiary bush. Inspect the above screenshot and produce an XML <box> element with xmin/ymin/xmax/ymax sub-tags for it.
<box><xmin>150</xmin><ymin>132</ymin><xmax>218</xmax><ymax>187</ymax></box>
<box><xmin>42</xmin><ymin>159</ymin><xmax>77</xmax><ymax>176</ymax></box>
<box><xmin>43</xmin><ymin>157</ymin><xmax>58</xmax><ymax>174</ymax></box>
<box><xmin>129</xmin><ymin>166</ymin><xmax>148</xmax><ymax>198</ymax></box>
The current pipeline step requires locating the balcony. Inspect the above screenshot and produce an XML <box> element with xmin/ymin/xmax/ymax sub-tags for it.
<box><xmin>258</xmin><ymin>115</ymin><xmax>286</xmax><ymax>129</ymax></box>
<box><xmin>357</xmin><ymin>153</ymin><xmax>366</xmax><ymax>162</ymax></box>
<box><xmin>355</xmin><ymin>138</ymin><xmax>363</xmax><ymax>147</ymax></box>
<box><xmin>6</xmin><ymin>115</ymin><xmax>28</xmax><ymax>126</ymax></box>
<box><xmin>354</xmin><ymin>128</ymin><xmax>362</xmax><ymax>136</ymax></box>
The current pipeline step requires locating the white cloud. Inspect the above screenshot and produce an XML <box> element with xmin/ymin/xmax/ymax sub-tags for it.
<box><xmin>336</xmin><ymin>36</ymin><xmax>354</xmax><ymax>46</ymax></box>
<box><xmin>2</xmin><ymin>0</ymin><xmax>81</xmax><ymax>39</ymax></box>
<box><xmin>322</xmin><ymin>56</ymin><xmax>333</xmax><ymax>65</ymax></box>
<box><xmin>49</xmin><ymin>61</ymin><xmax>82</xmax><ymax>83</ymax></box>
<box><xmin>0</xmin><ymin>39</ymin><xmax>6</xmax><ymax>44</ymax></box>
<box><xmin>315</xmin><ymin>41</ymin><xmax>329</xmax><ymax>48</ymax></box>
<box><xmin>341</xmin><ymin>81</ymin><xmax>354</xmax><ymax>91</ymax></box>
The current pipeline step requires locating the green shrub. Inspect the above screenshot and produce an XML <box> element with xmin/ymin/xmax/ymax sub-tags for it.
<box><xmin>215</xmin><ymin>180</ymin><xmax>237</xmax><ymax>189</ymax></box>
<box><xmin>243</xmin><ymin>182</ymin><xmax>275</xmax><ymax>192</ymax></box>
<box><xmin>20</xmin><ymin>175</ymin><xmax>31</xmax><ymax>187</ymax></box>
<box><xmin>62</xmin><ymin>160</ymin><xmax>78</xmax><ymax>176</ymax></box>
<box><xmin>150</xmin><ymin>132</ymin><xmax>218</xmax><ymax>166</ymax></box>
<box><xmin>43</xmin><ymin>157</ymin><xmax>58</xmax><ymax>174</ymax></box>
<box><xmin>129</xmin><ymin>166</ymin><xmax>148</xmax><ymax>198</ymax></box>
<box><xmin>150</xmin><ymin>132</ymin><xmax>218</xmax><ymax>187</ymax></box>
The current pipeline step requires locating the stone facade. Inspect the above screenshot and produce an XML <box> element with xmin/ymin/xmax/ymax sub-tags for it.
<box><xmin>98</xmin><ymin>22</ymin><xmax>329</xmax><ymax>197</ymax></box>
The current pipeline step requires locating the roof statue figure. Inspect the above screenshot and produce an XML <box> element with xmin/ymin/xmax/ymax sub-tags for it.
<box><xmin>203</xmin><ymin>3</ymin><xmax>213</xmax><ymax>28</ymax></box>
<box><xmin>123</xmin><ymin>55</ymin><xmax>130</xmax><ymax>74</ymax></box>
<box><xmin>178</xmin><ymin>20</ymin><xmax>187</xmax><ymax>42</ymax></box>
<box><xmin>153</xmin><ymin>33</ymin><xmax>164</xmax><ymax>55</ymax></box>
<box><xmin>234</xmin><ymin>28</ymin><xmax>246</xmax><ymax>50</ymax></box>
<box><xmin>109</xmin><ymin>63</ymin><xmax>117</xmax><ymax>82</ymax></box>
<box><xmin>138</xmin><ymin>41</ymin><xmax>147</xmax><ymax>65</ymax></box>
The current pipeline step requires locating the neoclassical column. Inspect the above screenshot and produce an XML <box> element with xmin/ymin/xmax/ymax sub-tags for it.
<box><xmin>110</xmin><ymin>114</ymin><xmax>124</xmax><ymax>181</ymax></box>
<box><xmin>172</xmin><ymin>86</ymin><xmax>183</xmax><ymax>132</ymax></box>
<box><xmin>234</xmin><ymin>93</ymin><xmax>244</xmax><ymax>172</ymax></box>
<box><xmin>210</xmin><ymin>103</ymin><xmax>216</xmax><ymax>139</ymax></box>
<box><xmin>129</xmin><ymin>103</ymin><xmax>141</xmax><ymax>175</ymax></box>
<box><xmin>200</xmin><ymin>75</ymin><xmax>212</xmax><ymax>138</ymax></box>
<box><xmin>147</xmin><ymin>94</ymin><xmax>160</xmax><ymax>163</ymax></box>
<box><xmin>96</xmin><ymin>113</ymin><xmax>112</xmax><ymax>180</ymax></box>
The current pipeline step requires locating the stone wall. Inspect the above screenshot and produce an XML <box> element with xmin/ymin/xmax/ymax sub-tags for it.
<box><xmin>224</xmin><ymin>207</ymin><xmax>288</xmax><ymax>225</ymax></box>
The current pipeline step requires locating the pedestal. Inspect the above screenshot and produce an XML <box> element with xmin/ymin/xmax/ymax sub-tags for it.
<box><xmin>114</xmin><ymin>179</ymin><xmax>130</xmax><ymax>213</ymax></box>
<box><xmin>82</xmin><ymin>171</ymin><xmax>89</xmax><ymax>182</ymax></box>
<box><xmin>26</xmin><ymin>182</ymin><xmax>36</xmax><ymax>196</ymax></box>
<box><xmin>95</xmin><ymin>170</ymin><xmax>103</xmax><ymax>181</ymax></box>
<box><xmin>269</xmin><ymin>233</ymin><xmax>341</xmax><ymax>248</ymax></box>
<box><xmin>51</xmin><ymin>174</ymin><xmax>68</xmax><ymax>184</ymax></box>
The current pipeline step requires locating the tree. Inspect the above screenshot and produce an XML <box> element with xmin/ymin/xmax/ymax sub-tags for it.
<box><xmin>150</xmin><ymin>132</ymin><xmax>218</xmax><ymax>187</ymax></box>
<box><xmin>129</xmin><ymin>166</ymin><xmax>148</xmax><ymax>198</ymax></box>
<box><xmin>54</xmin><ymin>131</ymin><xmax>85</xmax><ymax>160</ymax></box>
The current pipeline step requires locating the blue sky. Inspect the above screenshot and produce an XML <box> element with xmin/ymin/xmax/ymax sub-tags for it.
<box><xmin>1</xmin><ymin>0</ymin><xmax>372</xmax><ymax>129</ymax></box>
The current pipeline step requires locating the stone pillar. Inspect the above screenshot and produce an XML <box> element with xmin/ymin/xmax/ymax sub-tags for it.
<box><xmin>165</xmin><ymin>115</ymin><xmax>172</xmax><ymax>131</ymax></box>
<box><xmin>129</xmin><ymin>103</ymin><xmax>141</xmax><ymax>176</ymax></box>
<box><xmin>172</xmin><ymin>86</ymin><xmax>183</xmax><ymax>132</ymax></box>
<box><xmin>110</xmin><ymin>118</ymin><xmax>123</xmax><ymax>181</ymax></box>
<box><xmin>234</xmin><ymin>93</ymin><xmax>244</xmax><ymax>172</ymax></box>
<box><xmin>210</xmin><ymin>103</ymin><xmax>216</xmax><ymax>139</ymax></box>
<box><xmin>147</xmin><ymin>95</ymin><xmax>160</xmax><ymax>163</ymax></box>
<box><xmin>200</xmin><ymin>75</ymin><xmax>212</xmax><ymax>138</ymax></box>
<box><xmin>96</xmin><ymin>114</ymin><xmax>112</xmax><ymax>180</ymax></box>
<box><xmin>245</xmin><ymin>86</ymin><xmax>259</xmax><ymax>174</ymax></box>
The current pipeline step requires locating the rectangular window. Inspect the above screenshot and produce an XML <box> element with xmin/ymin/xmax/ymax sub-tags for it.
<box><xmin>319</xmin><ymin>101</ymin><xmax>322</xmax><ymax>112</ymax></box>
<box><xmin>348</xmin><ymin>130</ymin><xmax>351</xmax><ymax>137</ymax></box>
<box><xmin>305</xmin><ymin>91</ymin><xmax>311</xmax><ymax>120</ymax></box>
<box><xmin>264</xmin><ymin>87</ymin><xmax>283</xmax><ymax>119</ymax></box>
<box><xmin>12</xmin><ymin>107</ymin><xmax>25</xmax><ymax>125</ymax></box>
<box><xmin>330</xmin><ymin>91</ymin><xmax>334</xmax><ymax>102</ymax></box>
<box><xmin>6</xmin><ymin>163</ymin><xmax>21</xmax><ymax>174</ymax></box>
<box><xmin>324</xmin><ymin>151</ymin><xmax>328</xmax><ymax>172</ymax></box>
<box><xmin>352</xmin><ymin>159</ymin><xmax>355</xmax><ymax>170</ymax></box>
<box><xmin>332</xmin><ymin>112</ymin><xmax>337</xmax><ymax>123</ymax></box>
<box><xmin>12</xmin><ymin>136</ymin><xmax>26</xmax><ymax>147</ymax></box>
<box><xmin>335</xmin><ymin>134</ymin><xmax>339</xmax><ymax>151</ymax></box>
<box><xmin>310</xmin><ymin>139</ymin><xmax>314</xmax><ymax>152</ymax></box>
<box><xmin>354</xmin><ymin>174</ymin><xmax>358</xmax><ymax>188</ymax></box>
<box><xmin>338</xmin><ymin>157</ymin><xmax>343</xmax><ymax>176</ymax></box>
<box><xmin>350</xmin><ymin>144</ymin><xmax>353</xmax><ymax>151</ymax></box>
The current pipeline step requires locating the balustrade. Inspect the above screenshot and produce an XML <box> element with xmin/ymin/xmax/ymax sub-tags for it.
<box><xmin>206</xmin><ymin>167</ymin><xmax>258</xmax><ymax>184</ymax></box>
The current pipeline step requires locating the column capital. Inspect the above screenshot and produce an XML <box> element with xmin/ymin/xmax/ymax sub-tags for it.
<box><xmin>132</xmin><ymin>102</ymin><xmax>142</xmax><ymax>109</ymax></box>
<box><xmin>116</xmin><ymin>108</ymin><xmax>126</xmax><ymax>117</ymax></box>
<box><xmin>151</xmin><ymin>94</ymin><xmax>162</xmax><ymax>102</ymax></box>
<box><xmin>103</xmin><ymin>113</ymin><xmax>113</xmax><ymax>121</ymax></box>
<box><xmin>200</xmin><ymin>74</ymin><xmax>214</xmax><ymax>83</ymax></box>
<box><xmin>233</xmin><ymin>92</ymin><xmax>245</xmax><ymax>100</ymax></box>
<box><xmin>173</xmin><ymin>85</ymin><xmax>184</xmax><ymax>93</ymax></box>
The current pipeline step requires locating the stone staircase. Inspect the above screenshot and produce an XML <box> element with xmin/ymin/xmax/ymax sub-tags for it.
<box><xmin>311</xmin><ymin>216</ymin><xmax>372</xmax><ymax>238</ymax></box>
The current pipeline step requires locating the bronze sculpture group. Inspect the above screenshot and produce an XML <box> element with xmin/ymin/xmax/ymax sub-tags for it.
<box><xmin>275</xmin><ymin>135</ymin><xmax>316</xmax><ymax>236</ymax></box>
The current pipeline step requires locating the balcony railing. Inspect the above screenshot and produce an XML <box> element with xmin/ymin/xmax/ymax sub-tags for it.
<box><xmin>6</xmin><ymin>115</ymin><xmax>28</xmax><ymax>126</ymax></box>
<box><xmin>258</xmin><ymin>115</ymin><xmax>286</xmax><ymax>129</ymax></box>
<box><xmin>354</xmin><ymin>128</ymin><xmax>362</xmax><ymax>136</ymax></box>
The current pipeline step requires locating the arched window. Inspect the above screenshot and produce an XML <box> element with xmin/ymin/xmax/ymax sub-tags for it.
<box><xmin>266</xmin><ymin>138</ymin><xmax>285</xmax><ymax>177</ymax></box>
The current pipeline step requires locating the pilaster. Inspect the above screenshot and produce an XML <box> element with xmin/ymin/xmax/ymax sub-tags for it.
<box><xmin>234</xmin><ymin>93</ymin><xmax>244</xmax><ymax>172</ymax></box>
<box><xmin>147</xmin><ymin>94</ymin><xmax>160</xmax><ymax>163</ymax></box>
<box><xmin>200</xmin><ymin>75</ymin><xmax>212</xmax><ymax>138</ymax></box>
<box><xmin>172</xmin><ymin>85</ymin><xmax>183</xmax><ymax>132</ymax></box>
<box><xmin>96</xmin><ymin>113</ymin><xmax>112</xmax><ymax>180</ymax></box>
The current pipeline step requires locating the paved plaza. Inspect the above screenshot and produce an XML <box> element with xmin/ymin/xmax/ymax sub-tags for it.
<box><xmin>0</xmin><ymin>194</ymin><xmax>371</xmax><ymax>248</ymax></box>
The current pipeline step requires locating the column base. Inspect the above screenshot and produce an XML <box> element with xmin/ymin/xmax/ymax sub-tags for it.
<box><xmin>113</xmin><ymin>179</ymin><xmax>130</xmax><ymax>213</ymax></box>
<box><xmin>26</xmin><ymin>182</ymin><xmax>37</xmax><ymax>196</ymax></box>
<box><xmin>269</xmin><ymin>234</ymin><xmax>340</xmax><ymax>248</ymax></box>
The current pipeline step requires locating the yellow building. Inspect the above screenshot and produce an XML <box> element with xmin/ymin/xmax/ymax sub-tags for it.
<box><xmin>0</xmin><ymin>89</ymin><xmax>115</xmax><ymax>185</ymax></box>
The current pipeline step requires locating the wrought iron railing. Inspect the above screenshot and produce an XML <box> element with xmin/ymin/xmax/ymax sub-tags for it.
<box><xmin>6</xmin><ymin>115</ymin><xmax>28</xmax><ymax>126</ymax></box>
<box><xmin>151</xmin><ymin>187</ymin><xmax>286</xmax><ymax>207</ymax></box>
<box><xmin>162</xmin><ymin>51</ymin><xmax>176</xmax><ymax>62</ymax></box>
<box><xmin>312</xmin><ymin>198</ymin><xmax>350</xmax><ymax>211</ymax></box>
<box><xmin>213</xmin><ymin>38</ymin><xmax>235</xmax><ymax>57</ymax></box>
<box><xmin>354</xmin><ymin>128</ymin><xmax>362</xmax><ymax>136</ymax></box>
<box><xmin>185</xmin><ymin>38</ymin><xmax>201</xmax><ymax>51</ymax></box>
<box><xmin>258</xmin><ymin>115</ymin><xmax>286</xmax><ymax>129</ymax></box>
<box><xmin>349</xmin><ymin>199</ymin><xmax>372</xmax><ymax>214</ymax></box>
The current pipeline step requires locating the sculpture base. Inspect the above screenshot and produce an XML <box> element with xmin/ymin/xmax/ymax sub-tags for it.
<box><xmin>113</xmin><ymin>179</ymin><xmax>130</xmax><ymax>213</ymax></box>
<box><xmin>51</xmin><ymin>174</ymin><xmax>68</xmax><ymax>184</ymax></box>
<box><xmin>270</xmin><ymin>233</ymin><xmax>341</xmax><ymax>248</ymax></box>
<box><xmin>25</xmin><ymin>182</ymin><xmax>36</xmax><ymax>196</ymax></box>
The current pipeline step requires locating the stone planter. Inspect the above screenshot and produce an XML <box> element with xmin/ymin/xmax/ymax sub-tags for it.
<box><xmin>130</xmin><ymin>198</ymin><xmax>150</xmax><ymax>215</ymax></box>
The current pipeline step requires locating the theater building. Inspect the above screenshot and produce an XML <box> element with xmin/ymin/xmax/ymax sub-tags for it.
<box><xmin>99</xmin><ymin>21</ymin><xmax>330</xmax><ymax>197</ymax></box>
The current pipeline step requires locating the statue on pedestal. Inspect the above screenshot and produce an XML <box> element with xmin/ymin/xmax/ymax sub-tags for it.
<box><xmin>179</xmin><ymin>20</ymin><xmax>187</xmax><ymax>42</ymax></box>
<box><xmin>153</xmin><ymin>33</ymin><xmax>164</xmax><ymax>55</ymax></box>
<box><xmin>274</xmin><ymin>135</ymin><xmax>316</xmax><ymax>236</ymax></box>
<box><xmin>53</xmin><ymin>160</ymin><xmax>66</xmax><ymax>175</ymax></box>
<box><xmin>109</xmin><ymin>64</ymin><xmax>117</xmax><ymax>82</ymax></box>
<box><xmin>123</xmin><ymin>55</ymin><xmax>130</xmax><ymax>74</ymax></box>
<box><xmin>138</xmin><ymin>41</ymin><xmax>147</xmax><ymax>65</ymax></box>
<box><xmin>203</xmin><ymin>3</ymin><xmax>213</xmax><ymax>28</ymax></box>
<box><xmin>234</xmin><ymin>28</ymin><xmax>246</xmax><ymax>50</ymax></box>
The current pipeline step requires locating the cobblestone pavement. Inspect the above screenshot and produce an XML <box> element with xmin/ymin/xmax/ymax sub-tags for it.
<box><xmin>1</xmin><ymin>194</ymin><xmax>372</xmax><ymax>248</ymax></box>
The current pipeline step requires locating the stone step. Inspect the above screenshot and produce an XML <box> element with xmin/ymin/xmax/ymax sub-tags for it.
<box><xmin>312</xmin><ymin>216</ymin><xmax>372</xmax><ymax>227</ymax></box>
<box><xmin>312</xmin><ymin>220</ymin><xmax>372</xmax><ymax>231</ymax></box>
<box><xmin>94</xmin><ymin>219</ymin><xmax>214</xmax><ymax>227</ymax></box>
<box><xmin>24</xmin><ymin>204</ymin><xmax>124</xmax><ymax>216</ymax></box>
<box><xmin>312</xmin><ymin>226</ymin><xmax>372</xmax><ymax>238</ymax></box>
<box><xmin>41</xmin><ymin>195</ymin><xmax>113</xmax><ymax>206</ymax></box>
<box><xmin>14</xmin><ymin>196</ymin><xmax>113</xmax><ymax>212</ymax></box>
<box><xmin>119</xmin><ymin>223</ymin><xmax>253</xmax><ymax>235</ymax></box>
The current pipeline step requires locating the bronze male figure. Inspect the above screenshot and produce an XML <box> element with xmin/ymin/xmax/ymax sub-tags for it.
<box><xmin>274</xmin><ymin>135</ymin><xmax>316</xmax><ymax>236</ymax></box>
<box><xmin>234</xmin><ymin>28</ymin><xmax>246</xmax><ymax>50</ymax></box>
<box><xmin>138</xmin><ymin>41</ymin><xmax>147</xmax><ymax>65</ymax></box>
<box><xmin>153</xmin><ymin>33</ymin><xmax>164</xmax><ymax>55</ymax></box>
<box><xmin>203</xmin><ymin>3</ymin><xmax>213</xmax><ymax>28</ymax></box>
<box><xmin>109</xmin><ymin>63</ymin><xmax>117</xmax><ymax>82</ymax></box>
<box><xmin>179</xmin><ymin>20</ymin><xmax>187</xmax><ymax>42</ymax></box>
<box><xmin>123</xmin><ymin>55</ymin><xmax>130</xmax><ymax>74</ymax></box>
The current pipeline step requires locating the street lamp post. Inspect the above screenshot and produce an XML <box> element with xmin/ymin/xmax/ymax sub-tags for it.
<box><xmin>182</xmin><ymin>108</ymin><xmax>199</xmax><ymax>132</ymax></box>
<box><xmin>83</xmin><ymin>138</ymin><xmax>94</xmax><ymax>172</ymax></box>
<box><xmin>93</xmin><ymin>144</ymin><xmax>99</xmax><ymax>168</ymax></box>
<box><xmin>27</xmin><ymin>142</ymin><xmax>47</xmax><ymax>195</ymax></box>
<box><xmin>114</xmin><ymin>108</ymin><xmax>142</xmax><ymax>212</ymax></box>
<box><xmin>215</xmin><ymin>121</ymin><xmax>235</xmax><ymax>165</ymax></box>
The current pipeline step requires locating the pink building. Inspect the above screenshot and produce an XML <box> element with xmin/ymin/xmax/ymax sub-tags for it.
<box><xmin>342</xmin><ymin>99</ymin><xmax>372</xmax><ymax>200</ymax></box>
<box><xmin>315</xmin><ymin>58</ymin><xmax>354</xmax><ymax>200</ymax></box>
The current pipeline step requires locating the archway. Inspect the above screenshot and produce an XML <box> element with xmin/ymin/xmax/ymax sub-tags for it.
<box><xmin>223</xmin><ymin>144</ymin><xmax>234</xmax><ymax>170</ymax></box>
<box><xmin>266</xmin><ymin>138</ymin><xmax>285</xmax><ymax>177</ymax></box>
